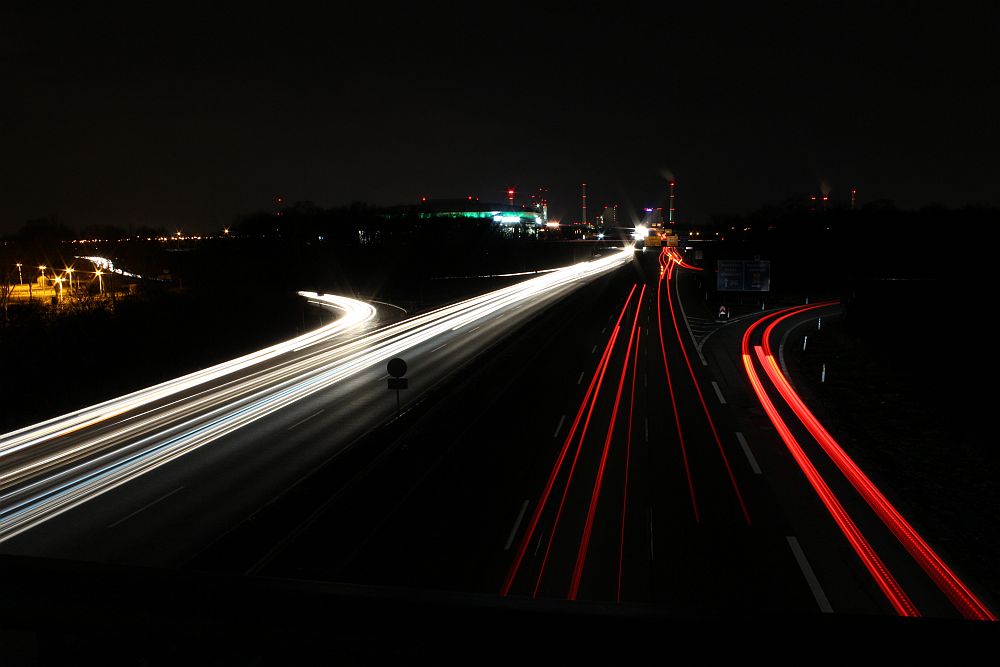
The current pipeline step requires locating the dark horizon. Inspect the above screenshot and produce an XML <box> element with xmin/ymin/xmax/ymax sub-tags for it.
<box><xmin>4</xmin><ymin>5</ymin><xmax>999</xmax><ymax>233</ymax></box>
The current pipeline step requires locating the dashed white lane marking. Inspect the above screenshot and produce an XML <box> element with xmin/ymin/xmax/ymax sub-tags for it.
<box><xmin>786</xmin><ymin>536</ymin><xmax>834</xmax><ymax>613</ymax></box>
<box><xmin>577</xmin><ymin>371</ymin><xmax>585</xmax><ymax>385</ymax></box>
<box><xmin>108</xmin><ymin>487</ymin><xmax>184</xmax><ymax>528</ymax></box>
<box><xmin>591</xmin><ymin>345</ymin><xmax>597</xmax><ymax>354</ymax></box>
<box><xmin>504</xmin><ymin>500</ymin><xmax>530</xmax><ymax>551</ymax></box>
<box><xmin>735</xmin><ymin>431</ymin><xmax>762</xmax><ymax>474</ymax></box>
<box><xmin>711</xmin><ymin>381</ymin><xmax>727</xmax><ymax>404</ymax></box>
<box><xmin>553</xmin><ymin>414</ymin><xmax>566</xmax><ymax>438</ymax></box>
<box><xmin>287</xmin><ymin>409</ymin><xmax>324</xmax><ymax>431</ymax></box>
<box><xmin>429</xmin><ymin>342</ymin><xmax>449</xmax><ymax>354</ymax></box>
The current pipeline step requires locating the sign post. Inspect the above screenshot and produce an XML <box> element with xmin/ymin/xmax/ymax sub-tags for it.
<box><xmin>387</xmin><ymin>358</ymin><xmax>408</xmax><ymax>413</ymax></box>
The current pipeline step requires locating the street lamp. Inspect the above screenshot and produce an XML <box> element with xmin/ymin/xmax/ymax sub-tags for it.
<box><xmin>66</xmin><ymin>267</ymin><xmax>74</xmax><ymax>290</ymax></box>
<box><xmin>95</xmin><ymin>270</ymin><xmax>104</xmax><ymax>294</ymax></box>
<box><xmin>15</xmin><ymin>263</ymin><xmax>22</xmax><ymax>284</ymax></box>
<box><xmin>54</xmin><ymin>276</ymin><xmax>63</xmax><ymax>302</ymax></box>
<box><xmin>38</xmin><ymin>265</ymin><xmax>47</xmax><ymax>287</ymax></box>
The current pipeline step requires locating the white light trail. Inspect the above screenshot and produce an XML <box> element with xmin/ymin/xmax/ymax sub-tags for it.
<box><xmin>77</xmin><ymin>256</ymin><xmax>144</xmax><ymax>279</ymax></box>
<box><xmin>0</xmin><ymin>247</ymin><xmax>633</xmax><ymax>540</ymax></box>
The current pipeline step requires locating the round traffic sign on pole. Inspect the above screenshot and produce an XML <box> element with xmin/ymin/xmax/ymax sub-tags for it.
<box><xmin>387</xmin><ymin>358</ymin><xmax>407</xmax><ymax>378</ymax></box>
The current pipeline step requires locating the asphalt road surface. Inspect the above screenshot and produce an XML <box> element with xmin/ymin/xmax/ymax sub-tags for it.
<box><xmin>254</xmin><ymin>248</ymin><xmax>994</xmax><ymax>621</ymax></box>
<box><xmin>1</xmin><ymin>244</ymin><xmax>993</xmax><ymax>623</ymax></box>
<box><xmin>0</xmin><ymin>248</ymin><xmax>632</xmax><ymax>566</ymax></box>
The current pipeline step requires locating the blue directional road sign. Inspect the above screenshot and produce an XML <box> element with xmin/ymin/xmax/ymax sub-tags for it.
<box><xmin>717</xmin><ymin>259</ymin><xmax>771</xmax><ymax>292</ymax></box>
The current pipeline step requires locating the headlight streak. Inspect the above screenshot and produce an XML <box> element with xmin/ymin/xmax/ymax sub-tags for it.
<box><xmin>0</xmin><ymin>294</ymin><xmax>378</xmax><ymax>491</ymax></box>
<box><xmin>0</xmin><ymin>293</ymin><xmax>376</xmax><ymax>457</ymax></box>
<box><xmin>0</xmin><ymin>248</ymin><xmax>634</xmax><ymax>541</ymax></box>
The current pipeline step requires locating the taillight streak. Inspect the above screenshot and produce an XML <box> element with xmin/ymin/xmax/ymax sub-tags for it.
<box><xmin>742</xmin><ymin>310</ymin><xmax>919</xmax><ymax>617</ymax></box>
<box><xmin>758</xmin><ymin>306</ymin><xmax>995</xmax><ymax>621</ymax></box>
<box><xmin>664</xmin><ymin>253</ymin><xmax>750</xmax><ymax>523</ymax></box>
<box><xmin>501</xmin><ymin>285</ymin><xmax>637</xmax><ymax>597</ymax></box>
<box><xmin>656</xmin><ymin>258</ymin><xmax>699</xmax><ymax>521</ymax></box>
<box><xmin>569</xmin><ymin>285</ymin><xmax>646</xmax><ymax>600</ymax></box>
<box><xmin>617</xmin><ymin>315</ymin><xmax>642</xmax><ymax>602</ymax></box>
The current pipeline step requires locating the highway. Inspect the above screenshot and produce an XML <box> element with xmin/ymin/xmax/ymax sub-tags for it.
<box><xmin>0</xmin><ymin>241</ymin><xmax>993</xmax><ymax>624</ymax></box>
<box><xmin>495</xmin><ymin>247</ymin><xmax>843</xmax><ymax>610</ymax></box>
<box><xmin>253</xmin><ymin>246</ymin><xmax>995</xmax><ymax>621</ymax></box>
<box><xmin>0</xmin><ymin>247</ymin><xmax>634</xmax><ymax>565</ymax></box>
<box><xmin>739</xmin><ymin>296</ymin><xmax>995</xmax><ymax>620</ymax></box>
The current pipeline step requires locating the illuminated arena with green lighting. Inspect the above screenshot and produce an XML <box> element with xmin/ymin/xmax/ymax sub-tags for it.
<box><xmin>383</xmin><ymin>198</ymin><xmax>546</xmax><ymax>232</ymax></box>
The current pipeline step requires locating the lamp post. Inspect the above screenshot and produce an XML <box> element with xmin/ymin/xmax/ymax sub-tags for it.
<box><xmin>66</xmin><ymin>267</ymin><xmax>74</xmax><ymax>290</ymax></box>
<box><xmin>15</xmin><ymin>263</ymin><xmax>23</xmax><ymax>285</ymax></box>
<box><xmin>38</xmin><ymin>265</ymin><xmax>47</xmax><ymax>287</ymax></box>
<box><xmin>54</xmin><ymin>276</ymin><xmax>63</xmax><ymax>303</ymax></box>
<box><xmin>96</xmin><ymin>270</ymin><xmax>104</xmax><ymax>294</ymax></box>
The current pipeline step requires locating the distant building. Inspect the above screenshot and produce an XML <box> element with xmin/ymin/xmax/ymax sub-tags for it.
<box><xmin>600</xmin><ymin>205</ymin><xmax>618</xmax><ymax>227</ymax></box>
<box><xmin>641</xmin><ymin>207</ymin><xmax>665</xmax><ymax>228</ymax></box>
<box><xmin>383</xmin><ymin>198</ymin><xmax>546</xmax><ymax>232</ymax></box>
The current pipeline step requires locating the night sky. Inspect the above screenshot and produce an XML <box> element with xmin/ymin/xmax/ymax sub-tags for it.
<box><xmin>3</xmin><ymin>4</ymin><xmax>998</xmax><ymax>234</ymax></box>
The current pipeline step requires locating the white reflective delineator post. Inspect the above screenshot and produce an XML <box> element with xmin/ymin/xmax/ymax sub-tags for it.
<box><xmin>817</xmin><ymin>317</ymin><xmax>822</xmax><ymax>330</ymax></box>
<box><xmin>821</xmin><ymin>363</ymin><xmax>826</xmax><ymax>383</ymax></box>
<box><xmin>803</xmin><ymin>335</ymin><xmax>808</xmax><ymax>351</ymax></box>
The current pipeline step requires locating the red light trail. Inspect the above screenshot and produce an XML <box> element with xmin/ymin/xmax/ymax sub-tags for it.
<box><xmin>755</xmin><ymin>304</ymin><xmax>996</xmax><ymax>621</ymax></box>
<box><xmin>502</xmin><ymin>244</ymin><xmax>994</xmax><ymax>617</ymax></box>
<box><xmin>501</xmin><ymin>285</ymin><xmax>637</xmax><ymax>597</ymax></box>
<box><xmin>746</xmin><ymin>340</ymin><xmax>919</xmax><ymax>617</ymax></box>
<box><xmin>742</xmin><ymin>302</ymin><xmax>922</xmax><ymax>616</ymax></box>
<box><xmin>569</xmin><ymin>285</ymin><xmax>646</xmax><ymax>600</ymax></box>
<box><xmin>617</xmin><ymin>314</ymin><xmax>642</xmax><ymax>602</ymax></box>
<box><xmin>656</xmin><ymin>252</ymin><xmax>700</xmax><ymax>521</ymax></box>
<box><xmin>662</xmin><ymin>249</ymin><xmax>751</xmax><ymax>523</ymax></box>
